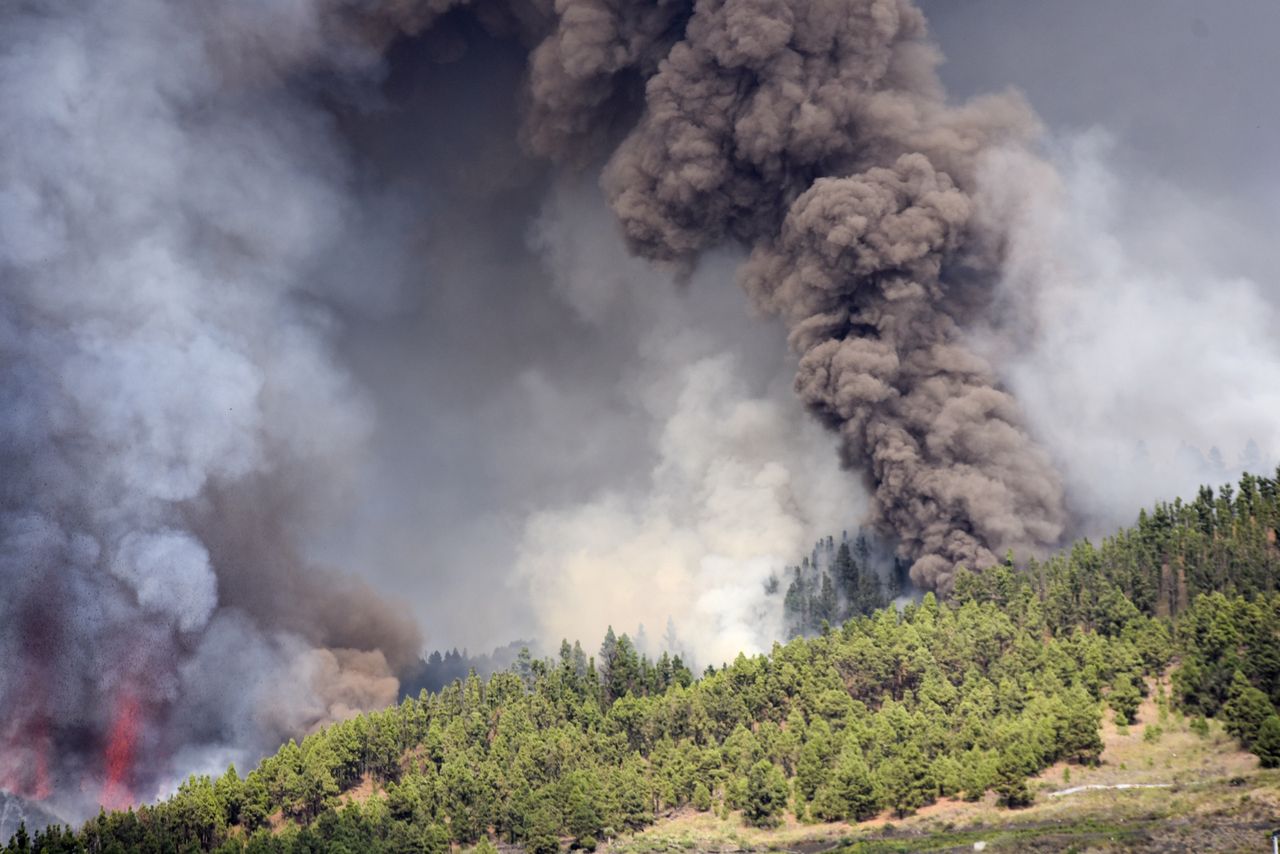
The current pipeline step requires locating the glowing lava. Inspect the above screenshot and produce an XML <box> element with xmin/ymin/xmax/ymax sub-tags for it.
<box><xmin>100</xmin><ymin>690</ymin><xmax>140</xmax><ymax>810</ymax></box>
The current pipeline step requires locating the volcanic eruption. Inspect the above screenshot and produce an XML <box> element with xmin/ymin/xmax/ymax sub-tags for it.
<box><xmin>0</xmin><ymin>0</ymin><xmax>1144</xmax><ymax>822</ymax></box>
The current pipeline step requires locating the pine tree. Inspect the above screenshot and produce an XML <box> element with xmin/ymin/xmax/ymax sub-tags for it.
<box><xmin>877</xmin><ymin>753</ymin><xmax>933</xmax><ymax>818</ymax></box>
<box><xmin>817</xmin><ymin>572</ymin><xmax>838</xmax><ymax>627</ymax></box>
<box><xmin>10</xmin><ymin>823</ymin><xmax>28</xmax><ymax>854</ymax></box>
<box><xmin>214</xmin><ymin>764</ymin><xmax>244</xmax><ymax>826</ymax></box>
<box><xmin>742</xmin><ymin>760</ymin><xmax>789</xmax><ymax>828</ymax></box>
<box><xmin>812</xmin><ymin>752</ymin><xmax>878</xmax><ymax>822</ymax></box>
<box><xmin>993</xmin><ymin>746</ymin><xmax>1034</xmax><ymax>808</ymax></box>
<box><xmin>784</xmin><ymin>568</ymin><xmax>808</xmax><ymax>636</ymax></box>
<box><xmin>566</xmin><ymin>780</ymin><xmax>601</xmax><ymax>845</ymax></box>
<box><xmin>1108</xmin><ymin>673</ymin><xmax>1142</xmax><ymax>725</ymax></box>
<box><xmin>1058</xmin><ymin>685</ymin><xmax>1104</xmax><ymax>765</ymax></box>
<box><xmin>993</xmin><ymin>771</ymin><xmax>1032</xmax><ymax>810</ymax></box>
<box><xmin>1223</xmin><ymin>670</ymin><xmax>1275</xmax><ymax>747</ymax></box>
<box><xmin>606</xmin><ymin>635</ymin><xmax>642</xmax><ymax>701</ymax></box>
<box><xmin>598</xmin><ymin>627</ymin><xmax>619</xmax><ymax>702</ymax></box>
<box><xmin>1252</xmin><ymin>716</ymin><xmax>1280</xmax><ymax>768</ymax></box>
<box><xmin>795</xmin><ymin>720</ymin><xmax>832</xmax><ymax>801</ymax></box>
<box><xmin>834</xmin><ymin>542</ymin><xmax>858</xmax><ymax>599</ymax></box>
<box><xmin>524</xmin><ymin>802</ymin><xmax>560</xmax><ymax>854</ymax></box>
<box><xmin>692</xmin><ymin>782</ymin><xmax>712</xmax><ymax>812</ymax></box>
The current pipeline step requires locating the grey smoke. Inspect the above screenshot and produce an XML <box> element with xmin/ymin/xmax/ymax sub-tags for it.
<box><xmin>0</xmin><ymin>0</ymin><xmax>421</xmax><ymax>815</ymax></box>
<box><xmin>739</xmin><ymin>156</ymin><xmax>1065</xmax><ymax>589</ymax></box>
<box><xmin>111</xmin><ymin>531</ymin><xmax>216</xmax><ymax>634</ymax></box>
<box><xmin>922</xmin><ymin>0</ymin><xmax>1280</xmax><ymax>531</ymax></box>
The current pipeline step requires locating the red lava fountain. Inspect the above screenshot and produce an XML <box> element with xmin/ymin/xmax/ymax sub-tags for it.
<box><xmin>100</xmin><ymin>690</ymin><xmax>141</xmax><ymax>811</ymax></box>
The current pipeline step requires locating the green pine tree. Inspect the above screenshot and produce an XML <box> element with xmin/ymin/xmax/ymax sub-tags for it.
<box><xmin>1252</xmin><ymin>716</ymin><xmax>1280</xmax><ymax>768</ymax></box>
<box><xmin>742</xmin><ymin>760</ymin><xmax>789</xmax><ymax>828</ymax></box>
<box><xmin>1223</xmin><ymin>670</ymin><xmax>1276</xmax><ymax>747</ymax></box>
<box><xmin>812</xmin><ymin>752</ymin><xmax>878</xmax><ymax>822</ymax></box>
<box><xmin>692</xmin><ymin>782</ymin><xmax>712</xmax><ymax>812</ymax></box>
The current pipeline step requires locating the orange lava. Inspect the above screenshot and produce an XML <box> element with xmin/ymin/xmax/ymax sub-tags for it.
<box><xmin>100</xmin><ymin>690</ymin><xmax>141</xmax><ymax>810</ymax></box>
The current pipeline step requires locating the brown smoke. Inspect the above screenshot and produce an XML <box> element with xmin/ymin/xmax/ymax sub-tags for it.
<box><xmin>524</xmin><ymin>0</ymin><xmax>1067</xmax><ymax>587</ymax></box>
<box><xmin>190</xmin><ymin>480</ymin><xmax>422</xmax><ymax>673</ymax></box>
<box><xmin>742</xmin><ymin>157</ymin><xmax>1064</xmax><ymax>587</ymax></box>
<box><xmin>321</xmin><ymin>0</ymin><xmax>1067</xmax><ymax>592</ymax></box>
<box><xmin>359</xmin><ymin>0</ymin><xmax>1069</xmax><ymax>590</ymax></box>
<box><xmin>1</xmin><ymin>0</ymin><xmax>1071</xmax><ymax>819</ymax></box>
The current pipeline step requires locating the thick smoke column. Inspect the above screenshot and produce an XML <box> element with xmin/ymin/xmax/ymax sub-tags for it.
<box><xmin>739</xmin><ymin>158</ymin><xmax>1066</xmax><ymax>589</ymax></box>
<box><xmin>571</xmin><ymin>0</ymin><xmax>1068</xmax><ymax>588</ymax></box>
<box><xmin>389</xmin><ymin>0</ymin><xmax>1069</xmax><ymax>588</ymax></box>
<box><xmin>1</xmin><ymin>0</ymin><xmax>1074</xmax><ymax>819</ymax></box>
<box><xmin>0</xmin><ymin>0</ymin><xmax>422</xmax><ymax>817</ymax></box>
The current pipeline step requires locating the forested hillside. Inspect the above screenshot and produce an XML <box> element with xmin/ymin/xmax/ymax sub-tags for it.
<box><xmin>8</xmin><ymin>469</ymin><xmax>1280</xmax><ymax>854</ymax></box>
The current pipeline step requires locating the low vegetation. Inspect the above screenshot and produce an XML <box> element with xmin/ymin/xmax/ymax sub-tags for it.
<box><xmin>7</xmin><ymin>468</ymin><xmax>1280</xmax><ymax>853</ymax></box>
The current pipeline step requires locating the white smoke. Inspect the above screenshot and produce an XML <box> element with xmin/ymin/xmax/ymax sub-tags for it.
<box><xmin>111</xmin><ymin>531</ymin><xmax>216</xmax><ymax>634</ymax></box>
<box><xmin>976</xmin><ymin>130</ymin><xmax>1280</xmax><ymax>530</ymax></box>
<box><xmin>515</xmin><ymin>179</ymin><xmax>865</xmax><ymax>666</ymax></box>
<box><xmin>0</xmin><ymin>0</ymin><xmax>414</xmax><ymax>817</ymax></box>
<box><xmin>515</xmin><ymin>349</ymin><xmax>864</xmax><ymax>666</ymax></box>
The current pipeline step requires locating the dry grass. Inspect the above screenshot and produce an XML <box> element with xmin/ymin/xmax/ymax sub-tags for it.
<box><xmin>1033</xmin><ymin>674</ymin><xmax>1258</xmax><ymax>792</ymax></box>
<box><xmin>336</xmin><ymin>772</ymin><xmax>379</xmax><ymax>807</ymax></box>
<box><xmin>607</xmin><ymin>677</ymin><xmax>1280</xmax><ymax>853</ymax></box>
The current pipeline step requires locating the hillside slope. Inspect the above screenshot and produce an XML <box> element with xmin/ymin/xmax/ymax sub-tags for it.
<box><xmin>7</xmin><ymin>469</ymin><xmax>1280</xmax><ymax>854</ymax></box>
<box><xmin>613</xmin><ymin>676</ymin><xmax>1280</xmax><ymax>852</ymax></box>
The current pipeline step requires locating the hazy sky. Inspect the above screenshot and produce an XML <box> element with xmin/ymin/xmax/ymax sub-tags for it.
<box><xmin>923</xmin><ymin>0</ymin><xmax>1280</xmax><ymax>283</ymax></box>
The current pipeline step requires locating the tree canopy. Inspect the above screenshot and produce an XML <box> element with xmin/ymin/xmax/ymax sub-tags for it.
<box><xmin>8</xmin><ymin>468</ymin><xmax>1280</xmax><ymax>854</ymax></box>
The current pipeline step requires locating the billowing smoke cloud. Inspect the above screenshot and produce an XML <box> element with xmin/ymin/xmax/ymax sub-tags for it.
<box><xmin>587</xmin><ymin>0</ymin><xmax>1068</xmax><ymax>589</ymax></box>
<box><xmin>5</xmin><ymin>0</ymin><xmax>1275</xmax><ymax>824</ymax></box>
<box><xmin>0</xmin><ymin>0</ymin><xmax>1063</xmax><ymax>815</ymax></box>
<box><xmin>973</xmin><ymin>133</ymin><xmax>1280</xmax><ymax>529</ymax></box>
<box><xmin>739</xmin><ymin>157</ymin><xmax>1065</xmax><ymax>589</ymax></box>
<box><xmin>517</xmin><ymin>184</ymin><xmax>864</xmax><ymax>662</ymax></box>
<box><xmin>516</xmin><ymin>345</ymin><xmax>859</xmax><ymax>666</ymax></box>
<box><xmin>0</xmin><ymin>0</ymin><xmax>422</xmax><ymax>816</ymax></box>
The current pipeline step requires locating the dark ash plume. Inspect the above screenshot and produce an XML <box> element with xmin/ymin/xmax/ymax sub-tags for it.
<box><xmin>739</xmin><ymin>157</ymin><xmax>1066</xmax><ymax>589</ymax></box>
<box><xmin>1</xmin><ymin>0</ymin><xmax>1069</xmax><ymax>820</ymax></box>
<box><xmin>585</xmin><ymin>0</ymin><xmax>1068</xmax><ymax>588</ymax></box>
